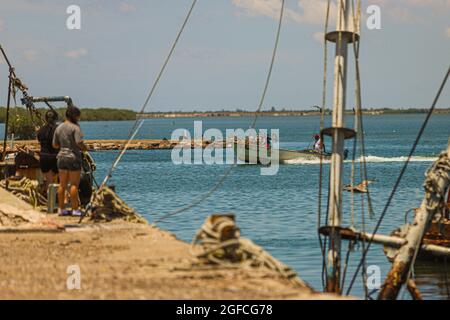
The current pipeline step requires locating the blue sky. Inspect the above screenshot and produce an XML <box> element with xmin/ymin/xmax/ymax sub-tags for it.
<box><xmin>0</xmin><ymin>0</ymin><xmax>449</xmax><ymax>111</ymax></box>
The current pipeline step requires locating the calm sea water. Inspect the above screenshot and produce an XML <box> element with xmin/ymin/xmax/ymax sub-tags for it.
<box><xmin>1</xmin><ymin>114</ymin><xmax>449</xmax><ymax>299</ymax></box>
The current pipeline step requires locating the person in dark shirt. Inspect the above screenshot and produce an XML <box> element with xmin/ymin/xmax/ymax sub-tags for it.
<box><xmin>37</xmin><ymin>110</ymin><xmax>59</xmax><ymax>189</ymax></box>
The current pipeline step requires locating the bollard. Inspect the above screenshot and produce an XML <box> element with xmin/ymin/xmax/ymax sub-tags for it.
<box><xmin>47</xmin><ymin>183</ymin><xmax>59</xmax><ymax>214</ymax></box>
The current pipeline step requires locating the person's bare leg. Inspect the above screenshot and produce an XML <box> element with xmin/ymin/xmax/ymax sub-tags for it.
<box><xmin>44</xmin><ymin>171</ymin><xmax>55</xmax><ymax>190</ymax></box>
<box><xmin>58</xmin><ymin>170</ymin><xmax>68</xmax><ymax>211</ymax></box>
<box><xmin>69</xmin><ymin>170</ymin><xmax>81</xmax><ymax>210</ymax></box>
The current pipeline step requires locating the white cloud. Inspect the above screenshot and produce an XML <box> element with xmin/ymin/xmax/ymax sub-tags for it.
<box><xmin>294</xmin><ymin>0</ymin><xmax>337</xmax><ymax>25</ymax></box>
<box><xmin>313</xmin><ymin>31</ymin><xmax>325</xmax><ymax>44</ymax></box>
<box><xmin>233</xmin><ymin>0</ymin><xmax>290</xmax><ymax>20</ymax></box>
<box><xmin>232</xmin><ymin>0</ymin><xmax>336</xmax><ymax>25</ymax></box>
<box><xmin>23</xmin><ymin>49</ymin><xmax>38</xmax><ymax>62</ymax></box>
<box><xmin>445</xmin><ymin>27</ymin><xmax>450</xmax><ymax>38</ymax></box>
<box><xmin>386</xmin><ymin>6</ymin><xmax>424</xmax><ymax>23</ymax></box>
<box><xmin>119</xmin><ymin>2</ymin><xmax>137</xmax><ymax>13</ymax></box>
<box><xmin>369</xmin><ymin>0</ymin><xmax>450</xmax><ymax>8</ymax></box>
<box><xmin>64</xmin><ymin>48</ymin><xmax>88</xmax><ymax>59</ymax></box>
<box><xmin>0</xmin><ymin>19</ymin><xmax>4</xmax><ymax>32</ymax></box>
<box><xmin>233</xmin><ymin>0</ymin><xmax>450</xmax><ymax>26</ymax></box>
<box><xmin>368</xmin><ymin>0</ymin><xmax>450</xmax><ymax>23</ymax></box>
<box><xmin>1</xmin><ymin>0</ymin><xmax>63</xmax><ymax>14</ymax></box>
<box><xmin>400</xmin><ymin>0</ymin><xmax>450</xmax><ymax>8</ymax></box>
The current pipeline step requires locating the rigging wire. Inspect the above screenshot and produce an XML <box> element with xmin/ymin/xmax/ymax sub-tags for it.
<box><xmin>154</xmin><ymin>0</ymin><xmax>285</xmax><ymax>224</ymax></box>
<box><xmin>345</xmin><ymin>64</ymin><xmax>450</xmax><ymax>296</ymax></box>
<box><xmin>345</xmin><ymin>0</ymin><xmax>360</xmax><ymax>284</ymax></box>
<box><xmin>445</xmin><ymin>257</ymin><xmax>450</xmax><ymax>299</ymax></box>
<box><xmin>340</xmin><ymin>239</ymin><xmax>355</xmax><ymax>292</ymax></box>
<box><xmin>318</xmin><ymin>0</ymin><xmax>332</xmax><ymax>289</ymax></box>
<box><xmin>350</xmin><ymin>0</ymin><xmax>370</xmax><ymax>299</ymax></box>
<box><xmin>99</xmin><ymin>0</ymin><xmax>198</xmax><ymax>190</ymax></box>
<box><xmin>250</xmin><ymin>0</ymin><xmax>285</xmax><ymax>129</ymax></box>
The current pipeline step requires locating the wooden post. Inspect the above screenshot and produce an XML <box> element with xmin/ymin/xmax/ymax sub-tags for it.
<box><xmin>378</xmin><ymin>141</ymin><xmax>450</xmax><ymax>300</ymax></box>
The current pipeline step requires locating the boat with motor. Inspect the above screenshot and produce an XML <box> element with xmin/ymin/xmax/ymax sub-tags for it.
<box><xmin>233</xmin><ymin>139</ymin><xmax>348</xmax><ymax>164</ymax></box>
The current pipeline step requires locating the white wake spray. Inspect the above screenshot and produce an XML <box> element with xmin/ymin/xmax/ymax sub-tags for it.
<box><xmin>283</xmin><ymin>155</ymin><xmax>438</xmax><ymax>165</ymax></box>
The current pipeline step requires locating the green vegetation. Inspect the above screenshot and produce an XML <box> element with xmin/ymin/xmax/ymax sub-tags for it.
<box><xmin>0</xmin><ymin>107</ymin><xmax>137</xmax><ymax>123</ymax></box>
<box><xmin>74</xmin><ymin>108</ymin><xmax>137</xmax><ymax>121</ymax></box>
<box><xmin>5</xmin><ymin>108</ymin><xmax>38</xmax><ymax>140</ymax></box>
<box><xmin>0</xmin><ymin>107</ymin><xmax>137</xmax><ymax>140</ymax></box>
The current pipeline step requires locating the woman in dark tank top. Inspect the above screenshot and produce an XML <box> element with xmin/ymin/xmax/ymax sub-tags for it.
<box><xmin>37</xmin><ymin>110</ymin><xmax>58</xmax><ymax>189</ymax></box>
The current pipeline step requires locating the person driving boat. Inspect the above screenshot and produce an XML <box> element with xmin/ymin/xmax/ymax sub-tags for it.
<box><xmin>314</xmin><ymin>134</ymin><xmax>324</xmax><ymax>153</ymax></box>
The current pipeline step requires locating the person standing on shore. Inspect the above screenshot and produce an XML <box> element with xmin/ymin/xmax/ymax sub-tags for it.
<box><xmin>37</xmin><ymin>110</ymin><xmax>59</xmax><ymax>189</ymax></box>
<box><xmin>52</xmin><ymin>106</ymin><xmax>87</xmax><ymax>216</ymax></box>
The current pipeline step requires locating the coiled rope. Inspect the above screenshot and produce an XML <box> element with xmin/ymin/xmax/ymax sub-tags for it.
<box><xmin>190</xmin><ymin>215</ymin><xmax>310</xmax><ymax>288</ymax></box>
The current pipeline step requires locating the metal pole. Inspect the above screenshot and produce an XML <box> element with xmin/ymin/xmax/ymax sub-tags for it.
<box><xmin>2</xmin><ymin>70</ymin><xmax>12</xmax><ymax>161</ymax></box>
<box><xmin>326</xmin><ymin>0</ymin><xmax>351</xmax><ymax>293</ymax></box>
<box><xmin>320</xmin><ymin>227</ymin><xmax>450</xmax><ymax>257</ymax></box>
<box><xmin>378</xmin><ymin>141</ymin><xmax>450</xmax><ymax>299</ymax></box>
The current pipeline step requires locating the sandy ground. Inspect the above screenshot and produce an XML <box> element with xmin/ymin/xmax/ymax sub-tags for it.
<box><xmin>1</xmin><ymin>139</ymin><xmax>216</xmax><ymax>153</ymax></box>
<box><xmin>0</xmin><ymin>188</ymin><xmax>341</xmax><ymax>300</ymax></box>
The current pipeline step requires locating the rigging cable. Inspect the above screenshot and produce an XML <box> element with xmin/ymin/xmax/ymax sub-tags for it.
<box><xmin>445</xmin><ymin>257</ymin><xmax>450</xmax><ymax>299</ymax></box>
<box><xmin>345</xmin><ymin>64</ymin><xmax>450</xmax><ymax>296</ymax></box>
<box><xmin>350</xmin><ymin>0</ymin><xmax>370</xmax><ymax>299</ymax></box>
<box><xmin>318</xmin><ymin>0</ymin><xmax>332</xmax><ymax>289</ymax></box>
<box><xmin>341</xmin><ymin>0</ymin><xmax>367</xmax><ymax>298</ymax></box>
<box><xmin>154</xmin><ymin>0</ymin><xmax>285</xmax><ymax>224</ymax></box>
<box><xmin>98</xmin><ymin>0</ymin><xmax>198</xmax><ymax>191</ymax></box>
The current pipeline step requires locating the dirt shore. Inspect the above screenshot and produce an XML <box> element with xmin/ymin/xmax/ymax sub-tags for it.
<box><xmin>0</xmin><ymin>188</ymin><xmax>340</xmax><ymax>300</ymax></box>
<box><xmin>1</xmin><ymin>139</ymin><xmax>219</xmax><ymax>153</ymax></box>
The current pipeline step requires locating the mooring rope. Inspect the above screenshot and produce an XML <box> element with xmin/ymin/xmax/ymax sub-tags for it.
<box><xmin>345</xmin><ymin>64</ymin><xmax>450</xmax><ymax>296</ymax></box>
<box><xmin>154</xmin><ymin>0</ymin><xmax>285</xmax><ymax>224</ymax></box>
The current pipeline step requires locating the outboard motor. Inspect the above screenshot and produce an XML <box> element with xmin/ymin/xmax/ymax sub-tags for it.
<box><xmin>78</xmin><ymin>152</ymin><xmax>96</xmax><ymax>207</ymax></box>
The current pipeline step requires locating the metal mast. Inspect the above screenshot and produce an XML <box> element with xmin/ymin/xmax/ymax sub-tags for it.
<box><xmin>324</xmin><ymin>0</ymin><xmax>358</xmax><ymax>293</ymax></box>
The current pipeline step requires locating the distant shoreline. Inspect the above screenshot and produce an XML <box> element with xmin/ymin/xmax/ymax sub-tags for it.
<box><xmin>137</xmin><ymin>108</ymin><xmax>450</xmax><ymax>119</ymax></box>
<box><xmin>1</xmin><ymin>107</ymin><xmax>449</xmax><ymax>123</ymax></box>
<box><xmin>0</xmin><ymin>107</ymin><xmax>136</xmax><ymax>123</ymax></box>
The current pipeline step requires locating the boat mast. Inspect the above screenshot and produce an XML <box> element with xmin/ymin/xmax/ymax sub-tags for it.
<box><xmin>378</xmin><ymin>140</ymin><xmax>450</xmax><ymax>299</ymax></box>
<box><xmin>325</xmin><ymin>0</ymin><xmax>357</xmax><ymax>293</ymax></box>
